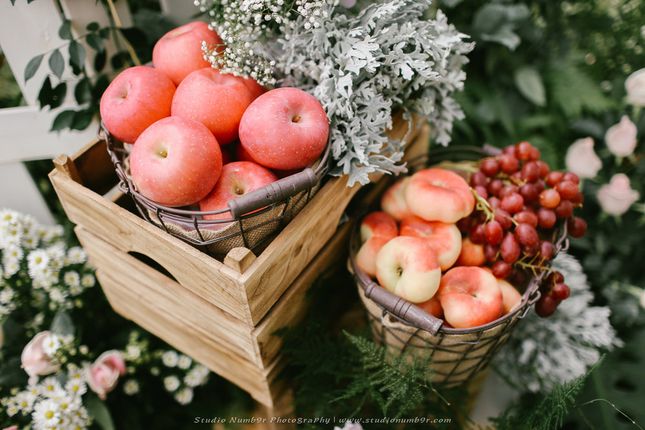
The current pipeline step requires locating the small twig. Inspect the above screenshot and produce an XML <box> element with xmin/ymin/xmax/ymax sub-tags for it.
<box><xmin>105</xmin><ymin>0</ymin><xmax>141</xmax><ymax>67</ymax></box>
<box><xmin>576</xmin><ymin>399</ymin><xmax>644</xmax><ymax>430</ymax></box>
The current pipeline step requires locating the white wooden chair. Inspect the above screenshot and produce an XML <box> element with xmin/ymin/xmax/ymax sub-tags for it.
<box><xmin>0</xmin><ymin>0</ymin><xmax>196</xmax><ymax>224</ymax></box>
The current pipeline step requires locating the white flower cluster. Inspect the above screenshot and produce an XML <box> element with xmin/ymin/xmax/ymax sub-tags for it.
<box><xmin>160</xmin><ymin>350</ymin><xmax>210</xmax><ymax>405</ymax></box>
<box><xmin>278</xmin><ymin>0</ymin><xmax>473</xmax><ymax>185</ymax></box>
<box><xmin>1</xmin><ymin>366</ymin><xmax>91</xmax><ymax>430</ymax></box>
<box><xmin>0</xmin><ymin>209</ymin><xmax>96</xmax><ymax>323</ymax></box>
<box><xmin>493</xmin><ymin>253</ymin><xmax>620</xmax><ymax>393</ymax></box>
<box><xmin>196</xmin><ymin>0</ymin><xmax>329</xmax><ymax>86</ymax></box>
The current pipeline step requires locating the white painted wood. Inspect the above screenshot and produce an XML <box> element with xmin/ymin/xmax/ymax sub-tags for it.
<box><xmin>160</xmin><ymin>0</ymin><xmax>199</xmax><ymax>23</ymax></box>
<box><xmin>0</xmin><ymin>106</ymin><xmax>96</xmax><ymax>164</ymax></box>
<box><xmin>0</xmin><ymin>162</ymin><xmax>56</xmax><ymax>225</ymax></box>
<box><xmin>0</xmin><ymin>0</ymin><xmax>67</xmax><ymax>106</ymax></box>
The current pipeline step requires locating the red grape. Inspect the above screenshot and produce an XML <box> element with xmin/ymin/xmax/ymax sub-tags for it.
<box><xmin>519</xmin><ymin>183</ymin><xmax>539</xmax><ymax>202</ymax></box>
<box><xmin>488</xmin><ymin>179</ymin><xmax>504</xmax><ymax>196</ymax></box>
<box><xmin>552</xmin><ymin>283</ymin><xmax>570</xmax><ymax>300</ymax></box>
<box><xmin>500</xmin><ymin>185</ymin><xmax>519</xmax><ymax>198</ymax></box>
<box><xmin>554</xmin><ymin>200</ymin><xmax>574</xmax><ymax>218</ymax></box>
<box><xmin>510</xmin><ymin>171</ymin><xmax>523</xmax><ymax>182</ymax></box>
<box><xmin>499</xmin><ymin>154</ymin><xmax>519</xmax><ymax>174</ymax></box>
<box><xmin>488</xmin><ymin>196</ymin><xmax>501</xmax><ymax>209</ymax></box>
<box><xmin>501</xmin><ymin>193</ymin><xmax>524</xmax><ymax>214</ymax></box>
<box><xmin>537</xmin><ymin>208</ymin><xmax>557</xmax><ymax>229</ymax></box>
<box><xmin>540</xmin><ymin>241</ymin><xmax>555</xmax><ymax>260</ymax></box>
<box><xmin>494</xmin><ymin>209</ymin><xmax>514</xmax><ymax>230</ymax></box>
<box><xmin>516</xmin><ymin>141</ymin><xmax>534</xmax><ymax>161</ymax></box>
<box><xmin>515</xmin><ymin>223</ymin><xmax>539</xmax><ymax>247</ymax></box>
<box><xmin>457</xmin><ymin>217</ymin><xmax>474</xmax><ymax>233</ymax></box>
<box><xmin>471</xmin><ymin>171</ymin><xmax>488</xmax><ymax>187</ymax></box>
<box><xmin>536</xmin><ymin>160</ymin><xmax>550</xmax><ymax>177</ymax></box>
<box><xmin>535</xmin><ymin>179</ymin><xmax>546</xmax><ymax>193</ymax></box>
<box><xmin>484</xmin><ymin>244</ymin><xmax>499</xmax><ymax>262</ymax></box>
<box><xmin>529</xmin><ymin>146</ymin><xmax>541</xmax><ymax>161</ymax></box>
<box><xmin>539</xmin><ymin>189</ymin><xmax>561</xmax><ymax>209</ymax></box>
<box><xmin>470</xmin><ymin>224</ymin><xmax>486</xmax><ymax>244</ymax></box>
<box><xmin>503</xmin><ymin>145</ymin><xmax>517</xmax><ymax>156</ymax></box>
<box><xmin>514</xmin><ymin>211</ymin><xmax>538</xmax><ymax>227</ymax></box>
<box><xmin>555</xmin><ymin>180</ymin><xmax>579</xmax><ymax>201</ymax></box>
<box><xmin>546</xmin><ymin>171</ymin><xmax>564</xmax><ymax>187</ymax></box>
<box><xmin>485</xmin><ymin>220</ymin><xmax>504</xmax><ymax>245</ymax></box>
<box><xmin>567</xmin><ymin>217</ymin><xmax>587</xmax><ymax>238</ymax></box>
<box><xmin>570</xmin><ymin>191</ymin><xmax>584</xmax><ymax>205</ymax></box>
<box><xmin>550</xmin><ymin>270</ymin><xmax>564</xmax><ymax>284</ymax></box>
<box><xmin>535</xmin><ymin>296</ymin><xmax>558</xmax><ymax>317</ymax></box>
<box><xmin>492</xmin><ymin>260</ymin><xmax>512</xmax><ymax>279</ymax></box>
<box><xmin>500</xmin><ymin>233</ymin><xmax>521</xmax><ymax>263</ymax></box>
<box><xmin>480</xmin><ymin>158</ymin><xmax>500</xmax><ymax>176</ymax></box>
<box><xmin>474</xmin><ymin>186</ymin><xmax>488</xmax><ymax>199</ymax></box>
<box><xmin>563</xmin><ymin>172</ymin><xmax>580</xmax><ymax>184</ymax></box>
<box><xmin>521</xmin><ymin>161</ymin><xmax>540</xmax><ymax>182</ymax></box>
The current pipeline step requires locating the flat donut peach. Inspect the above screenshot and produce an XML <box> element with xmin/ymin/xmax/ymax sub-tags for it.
<box><xmin>381</xmin><ymin>177</ymin><xmax>412</xmax><ymax>221</ymax></box>
<box><xmin>438</xmin><ymin>266</ymin><xmax>503</xmax><ymax>328</ymax></box>
<box><xmin>498</xmin><ymin>279</ymin><xmax>522</xmax><ymax>314</ymax></box>
<box><xmin>417</xmin><ymin>296</ymin><xmax>444</xmax><ymax>319</ymax></box>
<box><xmin>356</xmin><ymin>212</ymin><xmax>398</xmax><ymax>277</ymax></box>
<box><xmin>376</xmin><ymin>236</ymin><xmax>441</xmax><ymax>303</ymax></box>
<box><xmin>456</xmin><ymin>237</ymin><xmax>485</xmax><ymax>267</ymax></box>
<box><xmin>400</xmin><ymin>215</ymin><xmax>461</xmax><ymax>270</ymax></box>
<box><xmin>405</xmin><ymin>168</ymin><xmax>475</xmax><ymax>223</ymax></box>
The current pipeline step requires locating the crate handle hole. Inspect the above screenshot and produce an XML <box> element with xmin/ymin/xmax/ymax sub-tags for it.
<box><xmin>127</xmin><ymin>251</ymin><xmax>178</xmax><ymax>283</ymax></box>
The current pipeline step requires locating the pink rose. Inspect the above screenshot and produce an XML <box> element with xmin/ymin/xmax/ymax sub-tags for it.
<box><xmin>596</xmin><ymin>174</ymin><xmax>640</xmax><ymax>216</ymax></box>
<box><xmin>625</xmin><ymin>68</ymin><xmax>645</xmax><ymax>107</ymax></box>
<box><xmin>21</xmin><ymin>331</ymin><xmax>60</xmax><ymax>380</ymax></box>
<box><xmin>565</xmin><ymin>137</ymin><xmax>602</xmax><ymax>179</ymax></box>
<box><xmin>605</xmin><ymin>116</ymin><xmax>637</xmax><ymax>157</ymax></box>
<box><xmin>86</xmin><ymin>350</ymin><xmax>126</xmax><ymax>400</ymax></box>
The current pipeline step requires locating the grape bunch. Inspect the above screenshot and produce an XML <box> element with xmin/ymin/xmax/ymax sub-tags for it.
<box><xmin>458</xmin><ymin>141</ymin><xmax>587</xmax><ymax>317</ymax></box>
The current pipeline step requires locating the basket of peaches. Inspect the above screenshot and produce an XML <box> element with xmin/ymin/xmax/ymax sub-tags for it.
<box><xmin>349</xmin><ymin>141</ymin><xmax>587</xmax><ymax>387</ymax></box>
<box><xmin>99</xmin><ymin>22</ymin><xmax>330</xmax><ymax>255</ymax></box>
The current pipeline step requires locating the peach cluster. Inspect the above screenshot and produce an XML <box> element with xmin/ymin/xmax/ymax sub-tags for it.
<box><xmin>356</xmin><ymin>168</ymin><xmax>522</xmax><ymax>329</ymax></box>
<box><xmin>100</xmin><ymin>21</ymin><xmax>329</xmax><ymax>211</ymax></box>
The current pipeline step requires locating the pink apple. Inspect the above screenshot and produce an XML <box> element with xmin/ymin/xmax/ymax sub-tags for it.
<box><xmin>376</xmin><ymin>236</ymin><xmax>441</xmax><ymax>303</ymax></box>
<box><xmin>152</xmin><ymin>21</ymin><xmax>223</xmax><ymax>85</ymax></box>
<box><xmin>400</xmin><ymin>215</ymin><xmax>461</xmax><ymax>270</ymax></box>
<box><xmin>498</xmin><ymin>279</ymin><xmax>522</xmax><ymax>314</ymax></box>
<box><xmin>239</xmin><ymin>87</ymin><xmax>329</xmax><ymax>170</ymax></box>
<box><xmin>241</xmin><ymin>76</ymin><xmax>267</xmax><ymax>100</ymax></box>
<box><xmin>406</xmin><ymin>168</ymin><xmax>475</xmax><ymax>223</ymax></box>
<box><xmin>235</xmin><ymin>142</ymin><xmax>256</xmax><ymax>162</ymax></box>
<box><xmin>99</xmin><ymin>66</ymin><xmax>175</xmax><ymax>144</ymax></box>
<box><xmin>438</xmin><ymin>266</ymin><xmax>503</xmax><ymax>328</ymax></box>
<box><xmin>456</xmin><ymin>237</ymin><xmax>486</xmax><ymax>267</ymax></box>
<box><xmin>172</xmin><ymin>68</ymin><xmax>253</xmax><ymax>145</ymax></box>
<box><xmin>356</xmin><ymin>211</ymin><xmax>398</xmax><ymax>277</ymax></box>
<box><xmin>130</xmin><ymin>117</ymin><xmax>222</xmax><ymax>207</ymax></box>
<box><xmin>199</xmin><ymin>161</ymin><xmax>278</xmax><ymax>220</ymax></box>
<box><xmin>381</xmin><ymin>178</ymin><xmax>412</xmax><ymax>221</ymax></box>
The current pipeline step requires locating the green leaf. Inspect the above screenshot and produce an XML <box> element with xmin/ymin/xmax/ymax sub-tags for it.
<box><xmin>547</xmin><ymin>63</ymin><xmax>613</xmax><ymax>117</ymax></box>
<box><xmin>99</xmin><ymin>27</ymin><xmax>112</xmax><ymax>39</ymax></box>
<box><xmin>37</xmin><ymin>76</ymin><xmax>53</xmax><ymax>108</ymax></box>
<box><xmin>86</xmin><ymin>22</ymin><xmax>100</xmax><ymax>32</ymax></box>
<box><xmin>71</xmin><ymin>109</ymin><xmax>94</xmax><ymax>130</ymax></box>
<box><xmin>58</xmin><ymin>20</ymin><xmax>72</xmax><ymax>40</ymax></box>
<box><xmin>514</xmin><ymin>67</ymin><xmax>546</xmax><ymax>106</ymax></box>
<box><xmin>49</xmin><ymin>49</ymin><xmax>64</xmax><ymax>79</ymax></box>
<box><xmin>74</xmin><ymin>77</ymin><xmax>91</xmax><ymax>104</ymax></box>
<box><xmin>86</xmin><ymin>33</ymin><xmax>104</xmax><ymax>52</ymax></box>
<box><xmin>51</xmin><ymin>109</ymin><xmax>76</xmax><ymax>131</ymax></box>
<box><xmin>69</xmin><ymin>40</ymin><xmax>86</xmax><ymax>71</ymax></box>
<box><xmin>86</xmin><ymin>395</ymin><xmax>115</xmax><ymax>430</ymax></box>
<box><xmin>24</xmin><ymin>54</ymin><xmax>44</xmax><ymax>82</ymax></box>
<box><xmin>49</xmin><ymin>82</ymin><xmax>67</xmax><ymax>109</ymax></box>
<box><xmin>94</xmin><ymin>49</ymin><xmax>107</xmax><ymax>72</ymax></box>
<box><xmin>51</xmin><ymin>309</ymin><xmax>74</xmax><ymax>336</ymax></box>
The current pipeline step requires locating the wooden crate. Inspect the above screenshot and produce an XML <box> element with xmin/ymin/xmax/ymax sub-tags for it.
<box><xmin>49</xmin><ymin>119</ymin><xmax>430</xmax><ymax>409</ymax></box>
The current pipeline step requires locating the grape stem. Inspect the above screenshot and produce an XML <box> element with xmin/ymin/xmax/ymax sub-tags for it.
<box><xmin>471</xmin><ymin>188</ymin><xmax>494</xmax><ymax>222</ymax></box>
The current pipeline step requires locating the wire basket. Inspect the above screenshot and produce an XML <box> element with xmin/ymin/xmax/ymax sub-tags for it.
<box><xmin>102</xmin><ymin>123</ymin><xmax>331</xmax><ymax>257</ymax></box>
<box><xmin>349</xmin><ymin>146</ymin><xmax>569</xmax><ymax>388</ymax></box>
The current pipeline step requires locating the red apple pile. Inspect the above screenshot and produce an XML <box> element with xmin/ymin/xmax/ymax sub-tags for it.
<box><xmin>356</xmin><ymin>142</ymin><xmax>587</xmax><ymax>329</ymax></box>
<box><xmin>99</xmin><ymin>21</ymin><xmax>329</xmax><ymax>214</ymax></box>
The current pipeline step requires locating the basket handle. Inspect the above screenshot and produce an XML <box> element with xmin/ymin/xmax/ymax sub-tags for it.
<box><xmin>228</xmin><ymin>168</ymin><xmax>319</xmax><ymax>218</ymax></box>
<box><xmin>363</xmin><ymin>281</ymin><xmax>444</xmax><ymax>336</ymax></box>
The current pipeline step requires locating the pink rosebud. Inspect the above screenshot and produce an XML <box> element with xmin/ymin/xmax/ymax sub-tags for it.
<box><xmin>565</xmin><ymin>137</ymin><xmax>602</xmax><ymax>179</ymax></box>
<box><xmin>3</xmin><ymin>426</ymin><xmax>19</xmax><ymax>430</ymax></box>
<box><xmin>596</xmin><ymin>174</ymin><xmax>640</xmax><ymax>216</ymax></box>
<box><xmin>625</xmin><ymin>68</ymin><xmax>645</xmax><ymax>107</ymax></box>
<box><xmin>21</xmin><ymin>331</ymin><xmax>60</xmax><ymax>380</ymax></box>
<box><xmin>605</xmin><ymin>116</ymin><xmax>637</xmax><ymax>157</ymax></box>
<box><xmin>86</xmin><ymin>350</ymin><xmax>126</xmax><ymax>400</ymax></box>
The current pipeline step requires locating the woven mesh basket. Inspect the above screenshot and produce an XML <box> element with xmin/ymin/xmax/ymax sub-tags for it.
<box><xmin>103</xmin><ymin>124</ymin><xmax>330</xmax><ymax>257</ymax></box>
<box><xmin>349</xmin><ymin>147</ymin><xmax>569</xmax><ymax>388</ymax></box>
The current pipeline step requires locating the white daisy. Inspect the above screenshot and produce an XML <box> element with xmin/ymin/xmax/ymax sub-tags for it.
<box><xmin>33</xmin><ymin>398</ymin><xmax>61</xmax><ymax>428</ymax></box>
<box><xmin>65</xmin><ymin>379</ymin><xmax>87</xmax><ymax>397</ymax></box>
<box><xmin>174</xmin><ymin>387</ymin><xmax>194</xmax><ymax>405</ymax></box>
<box><xmin>39</xmin><ymin>377</ymin><xmax>62</xmax><ymax>397</ymax></box>
<box><xmin>0</xmin><ymin>286</ymin><xmax>15</xmax><ymax>304</ymax></box>
<box><xmin>126</xmin><ymin>344</ymin><xmax>141</xmax><ymax>361</ymax></box>
<box><xmin>15</xmin><ymin>390</ymin><xmax>37</xmax><ymax>413</ymax></box>
<box><xmin>42</xmin><ymin>333</ymin><xmax>61</xmax><ymax>357</ymax></box>
<box><xmin>123</xmin><ymin>379</ymin><xmax>140</xmax><ymax>395</ymax></box>
<box><xmin>163</xmin><ymin>375</ymin><xmax>180</xmax><ymax>392</ymax></box>
<box><xmin>177</xmin><ymin>355</ymin><xmax>192</xmax><ymax>370</ymax></box>
<box><xmin>63</xmin><ymin>271</ymin><xmax>80</xmax><ymax>288</ymax></box>
<box><xmin>80</xmin><ymin>274</ymin><xmax>95</xmax><ymax>288</ymax></box>
<box><xmin>3</xmin><ymin>259</ymin><xmax>19</xmax><ymax>278</ymax></box>
<box><xmin>49</xmin><ymin>288</ymin><xmax>67</xmax><ymax>304</ymax></box>
<box><xmin>184</xmin><ymin>368</ymin><xmax>207</xmax><ymax>388</ymax></box>
<box><xmin>65</xmin><ymin>247</ymin><xmax>86</xmax><ymax>265</ymax></box>
<box><xmin>28</xmin><ymin>249</ymin><xmax>50</xmax><ymax>276</ymax></box>
<box><xmin>161</xmin><ymin>350</ymin><xmax>178</xmax><ymax>367</ymax></box>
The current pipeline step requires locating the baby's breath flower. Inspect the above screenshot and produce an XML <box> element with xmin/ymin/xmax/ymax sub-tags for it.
<box><xmin>161</xmin><ymin>350</ymin><xmax>179</xmax><ymax>367</ymax></box>
<box><xmin>123</xmin><ymin>379</ymin><xmax>140</xmax><ymax>395</ymax></box>
<box><xmin>80</xmin><ymin>274</ymin><xmax>95</xmax><ymax>288</ymax></box>
<box><xmin>163</xmin><ymin>375</ymin><xmax>180</xmax><ymax>392</ymax></box>
<box><xmin>63</xmin><ymin>271</ymin><xmax>80</xmax><ymax>288</ymax></box>
<box><xmin>174</xmin><ymin>387</ymin><xmax>194</xmax><ymax>405</ymax></box>
<box><xmin>177</xmin><ymin>354</ymin><xmax>192</xmax><ymax>370</ymax></box>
